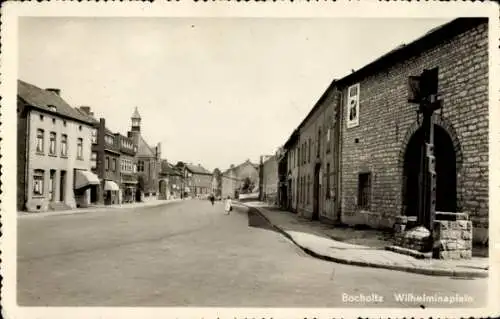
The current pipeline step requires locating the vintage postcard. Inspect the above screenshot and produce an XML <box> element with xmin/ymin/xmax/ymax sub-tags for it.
<box><xmin>1</xmin><ymin>1</ymin><xmax>499</xmax><ymax>319</ymax></box>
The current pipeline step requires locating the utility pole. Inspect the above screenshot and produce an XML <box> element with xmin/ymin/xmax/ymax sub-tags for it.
<box><xmin>408</xmin><ymin>68</ymin><xmax>442</xmax><ymax>231</ymax></box>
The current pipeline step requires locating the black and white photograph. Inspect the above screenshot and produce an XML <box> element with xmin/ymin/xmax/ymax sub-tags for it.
<box><xmin>1</xmin><ymin>2</ymin><xmax>499</xmax><ymax>319</ymax></box>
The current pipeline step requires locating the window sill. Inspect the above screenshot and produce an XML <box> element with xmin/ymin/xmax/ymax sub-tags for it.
<box><xmin>77</xmin><ymin>157</ymin><xmax>84</xmax><ymax>161</ymax></box>
<box><xmin>35</xmin><ymin>152</ymin><xmax>44</xmax><ymax>156</ymax></box>
<box><xmin>61</xmin><ymin>155</ymin><xmax>68</xmax><ymax>159</ymax></box>
<box><xmin>32</xmin><ymin>195</ymin><xmax>45</xmax><ymax>199</ymax></box>
<box><xmin>48</xmin><ymin>154</ymin><xmax>57</xmax><ymax>157</ymax></box>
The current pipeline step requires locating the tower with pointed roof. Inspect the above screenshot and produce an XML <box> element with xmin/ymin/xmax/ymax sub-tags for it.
<box><xmin>131</xmin><ymin>107</ymin><xmax>141</xmax><ymax>132</ymax></box>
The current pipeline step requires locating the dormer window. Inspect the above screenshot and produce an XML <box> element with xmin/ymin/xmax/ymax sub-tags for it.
<box><xmin>48</xmin><ymin>105</ymin><xmax>57</xmax><ymax>112</ymax></box>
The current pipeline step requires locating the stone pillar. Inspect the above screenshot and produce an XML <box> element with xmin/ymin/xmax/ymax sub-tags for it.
<box><xmin>432</xmin><ymin>212</ymin><xmax>472</xmax><ymax>259</ymax></box>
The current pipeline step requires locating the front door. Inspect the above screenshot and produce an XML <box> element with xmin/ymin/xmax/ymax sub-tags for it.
<box><xmin>312</xmin><ymin>165</ymin><xmax>320</xmax><ymax>220</ymax></box>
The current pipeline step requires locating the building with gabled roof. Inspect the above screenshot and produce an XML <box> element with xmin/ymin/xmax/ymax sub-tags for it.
<box><xmin>17</xmin><ymin>80</ymin><xmax>99</xmax><ymax>212</ymax></box>
<box><xmin>127</xmin><ymin>107</ymin><xmax>162</xmax><ymax>200</ymax></box>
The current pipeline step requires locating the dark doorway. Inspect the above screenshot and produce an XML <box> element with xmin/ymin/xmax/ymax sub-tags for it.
<box><xmin>312</xmin><ymin>164</ymin><xmax>320</xmax><ymax>220</ymax></box>
<box><xmin>59</xmin><ymin>170</ymin><xmax>66</xmax><ymax>202</ymax></box>
<box><xmin>403</xmin><ymin>124</ymin><xmax>457</xmax><ymax>217</ymax></box>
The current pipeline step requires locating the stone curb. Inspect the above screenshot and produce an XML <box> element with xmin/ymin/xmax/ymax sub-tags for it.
<box><xmin>18</xmin><ymin>199</ymin><xmax>183</xmax><ymax>219</ymax></box>
<box><xmin>240</xmin><ymin>203</ymin><xmax>488</xmax><ymax>279</ymax></box>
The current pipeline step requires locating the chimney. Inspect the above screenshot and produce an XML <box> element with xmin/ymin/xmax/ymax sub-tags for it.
<box><xmin>46</xmin><ymin>88</ymin><xmax>61</xmax><ymax>96</ymax></box>
<box><xmin>79</xmin><ymin>106</ymin><xmax>91</xmax><ymax>115</ymax></box>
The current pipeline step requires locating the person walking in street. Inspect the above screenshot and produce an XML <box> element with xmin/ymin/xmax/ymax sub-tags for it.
<box><xmin>224</xmin><ymin>196</ymin><xmax>232</xmax><ymax>215</ymax></box>
<box><xmin>209</xmin><ymin>194</ymin><xmax>215</xmax><ymax>206</ymax></box>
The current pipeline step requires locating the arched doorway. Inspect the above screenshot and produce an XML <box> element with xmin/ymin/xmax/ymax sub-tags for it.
<box><xmin>402</xmin><ymin>124</ymin><xmax>457</xmax><ymax>217</ymax></box>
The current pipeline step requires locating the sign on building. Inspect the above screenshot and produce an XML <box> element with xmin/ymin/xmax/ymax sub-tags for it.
<box><xmin>346</xmin><ymin>83</ymin><xmax>360</xmax><ymax>129</ymax></box>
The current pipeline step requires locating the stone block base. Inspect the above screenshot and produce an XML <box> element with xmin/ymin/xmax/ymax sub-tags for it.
<box><xmin>432</xmin><ymin>219</ymin><xmax>473</xmax><ymax>260</ymax></box>
<box><xmin>393</xmin><ymin>226</ymin><xmax>432</xmax><ymax>252</ymax></box>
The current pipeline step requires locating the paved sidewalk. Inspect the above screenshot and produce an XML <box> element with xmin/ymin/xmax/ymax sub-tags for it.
<box><xmin>18</xmin><ymin>198</ymin><xmax>183</xmax><ymax>218</ymax></box>
<box><xmin>240</xmin><ymin>201</ymin><xmax>489</xmax><ymax>279</ymax></box>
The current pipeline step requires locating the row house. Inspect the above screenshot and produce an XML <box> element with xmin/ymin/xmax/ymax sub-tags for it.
<box><xmin>17</xmin><ymin>80</ymin><xmax>100</xmax><ymax>212</ymax></box>
<box><xmin>77</xmin><ymin>107</ymin><xmax>139</xmax><ymax>205</ymax></box>
<box><xmin>128</xmin><ymin>107</ymin><xmax>162</xmax><ymax>200</ymax></box>
<box><xmin>279</xmin><ymin>18</ymin><xmax>489</xmax><ymax>245</ymax></box>
<box><xmin>210</xmin><ymin>168</ymin><xmax>222</xmax><ymax>197</ymax></box>
<box><xmin>221</xmin><ymin>167</ymin><xmax>241</xmax><ymax>199</ymax></box>
<box><xmin>259</xmin><ymin>154</ymin><xmax>279</xmax><ymax>205</ymax></box>
<box><xmin>115</xmin><ymin>133</ymin><xmax>138</xmax><ymax>203</ymax></box>
<box><xmin>159</xmin><ymin>160</ymin><xmax>183</xmax><ymax>199</ymax></box>
<box><xmin>184</xmin><ymin>163</ymin><xmax>212</xmax><ymax>197</ymax></box>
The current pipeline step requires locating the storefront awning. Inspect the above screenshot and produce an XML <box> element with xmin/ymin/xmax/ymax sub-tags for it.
<box><xmin>104</xmin><ymin>180</ymin><xmax>120</xmax><ymax>191</ymax></box>
<box><xmin>75</xmin><ymin>170</ymin><xmax>100</xmax><ymax>189</ymax></box>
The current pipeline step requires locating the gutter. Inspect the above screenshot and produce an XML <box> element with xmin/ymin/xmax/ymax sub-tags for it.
<box><xmin>336</xmin><ymin>90</ymin><xmax>343</xmax><ymax>224</ymax></box>
<box><xmin>24</xmin><ymin>109</ymin><xmax>31</xmax><ymax>210</ymax></box>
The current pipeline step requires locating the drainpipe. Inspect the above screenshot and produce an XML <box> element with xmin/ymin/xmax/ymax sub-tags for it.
<box><xmin>336</xmin><ymin>89</ymin><xmax>344</xmax><ymax>224</ymax></box>
<box><xmin>24</xmin><ymin>108</ymin><xmax>31</xmax><ymax>210</ymax></box>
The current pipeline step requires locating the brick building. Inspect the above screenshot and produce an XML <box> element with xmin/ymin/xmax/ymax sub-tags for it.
<box><xmin>127</xmin><ymin>107</ymin><xmax>162</xmax><ymax>200</ymax></box>
<box><xmin>115</xmin><ymin>133</ymin><xmax>138</xmax><ymax>203</ymax></box>
<box><xmin>338</xmin><ymin>18</ymin><xmax>488</xmax><ymax>245</ymax></box>
<box><xmin>184</xmin><ymin>163</ymin><xmax>212</xmax><ymax>197</ymax></box>
<box><xmin>17</xmin><ymin>80</ymin><xmax>99</xmax><ymax>212</ymax></box>
<box><xmin>159</xmin><ymin>160</ymin><xmax>183</xmax><ymax>199</ymax></box>
<box><xmin>280</xmin><ymin>18</ymin><xmax>489</xmax><ymax>245</ymax></box>
<box><xmin>78</xmin><ymin>110</ymin><xmax>122</xmax><ymax>206</ymax></box>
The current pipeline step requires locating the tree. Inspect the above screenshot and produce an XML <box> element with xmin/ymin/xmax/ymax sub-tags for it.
<box><xmin>241</xmin><ymin>177</ymin><xmax>254</xmax><ymax>194</ymax></box>
<box><xmin>213</xmin><ymin>168</ymin><xmax>223</xmax><ymax>196</ymax></box>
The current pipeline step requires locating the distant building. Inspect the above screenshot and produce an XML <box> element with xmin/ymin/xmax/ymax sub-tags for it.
<box><xmin>17</xmin><ymin>80</ymin><xmax>99</xmax><ymax>212</ymax></box>
<box><xmin>127</xmin><ymin>107</ymin><xmax>162</xmax><ymax>200</ymax></box>
<box><xmin>159</xmin><ymin>160</ymin><xmax>183</xmax><ymax>199</ymax></box>
<box><xmin>259</xmin><ymin>154</ymin><xmax>278</xmax><ymax>205</ymax></box>
<box><xmin>184</xmin><ymin>163</ymin><xmax>212</xmax><ymax>197</ymax></box>
<box><xmin>221</xmin><ymin>159</ymin><xmax>260</xmax><ymax>198</ymax></box>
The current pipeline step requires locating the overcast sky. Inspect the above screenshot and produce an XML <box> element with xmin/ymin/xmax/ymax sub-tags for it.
<box><xmin>18</xmin><ymin>17</ymin><xmax>452</xmax><ymax>171</ymax></box>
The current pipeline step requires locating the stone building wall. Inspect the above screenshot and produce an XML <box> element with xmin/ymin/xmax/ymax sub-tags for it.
<box><xmin>338</xmin><ymin>19</ymin><xmax>488</xmax><ymax>244</ymax></box>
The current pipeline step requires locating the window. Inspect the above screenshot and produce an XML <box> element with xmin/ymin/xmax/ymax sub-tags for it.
<box><xmin>326</xmin><ymin>126</ymin><xmax>331</xmax><ymax>153</ymax></box>
<box><xmin>105</xmin><ymin>135</ymin><xmax>114</xmax><ymax>145</ymax></box>
<box><xmin>326</xmin><ymin>163</ymin><xmax>331</xmax><ymax>199</ymax></box>
<box><xmin>36</xmin><ymin>129</ymin><xmax>44</xmax><ymax>153</ymax></box>
<box><xmin>106</xmin><ymin>157</ymin><xmax>110</xmax><ymax>171</ymax></box>
<box><xmin>308</xmin><ymin>138</ymin><xmax>311</xmax><ymax>163</ymax></box>
<box><xmin>91</xmin><ymin>129</ymin><xmax>98</xmax><ymax>144</ymax></box>
<box><xmin>112</xmin><ymin>158</ymin><xmax>117</xmax><ymax>172</ymax></box>
<box><xmin>358</xmin><ymin>172</ymin><xmax>372</xmax><ymax>209</ymax></box>
<box><xmin>137</xmin><ymin>160</ymin><xmax>144</xmax><ymax>172</ymax></box>
<box><xmin>61</xmin><ymin>134</ymin><xmax>68</xmax><ymax>157</ymax></box>
<box><xmin>91</xmin><ymin>152</ymin><xmax>97</xmax><ymax>169</ymax></box>
<box><xmin>33</xmin><ymin>169</ymin><xmax>44</xmax><ymax>196</ymax></box>
<box><xmin>49</xmin><ymin>132</ymin><xmax>56</xmax><ymax>155</ymax></box>
<box><xmin>297</xmin><ymin>147</ymin><xmax>300</xmax><ymax>166</ymax></box>
<box><xmin>317</xmin><ymin>128</ymin><xmax>322</xmax><ymax>157</ymax></box>
<box><xmin>347</xmin><ymin>83</ymin><xmax>360</xmax><ymax>129</ymax></box>
<box><xmin>307</xmin><ymin>175</ymin><xmax>310</xmax><ymax>204</ymax></box>
<box><xmin>39</xmin><ymin>114</ymin><xmax>44</xmax><ymax>121</ymax></box>
<box><xmin>77</xmin><ymin>138</ymin><xmax>83</xmax><ymax>159</ymax></box>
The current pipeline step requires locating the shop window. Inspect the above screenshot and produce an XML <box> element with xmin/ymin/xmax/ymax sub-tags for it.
<box><xmin>358</xmin><ymin>172</ymin><xmax>372</xmax><ymax>209</ymax></box>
